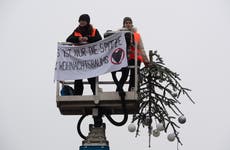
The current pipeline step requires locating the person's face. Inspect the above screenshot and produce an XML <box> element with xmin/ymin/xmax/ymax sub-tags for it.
<box><xmin>79</xmin><ymin>20</ymin><xmax>88</xmax><ymax>27</ymax></box>
<box><xmin>124</xmin><ymin>21</ymin><xmax>133</xmax><ymax>30</ymax></box>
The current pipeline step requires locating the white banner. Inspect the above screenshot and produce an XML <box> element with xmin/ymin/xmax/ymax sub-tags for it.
<box><xmin>54</xmin><ymin>31</ymin><xmax>127</xmax><ymax>80</ymax></box>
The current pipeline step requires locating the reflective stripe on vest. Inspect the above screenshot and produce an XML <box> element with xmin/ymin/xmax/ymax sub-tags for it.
<box><xmin>128</xmin><ymin>32</ymin><xmax>143</xmax><ymax>62</ymax></box>
<box><xmin>74</xmin><ymin>28</ymin><xmax>96</xmax><ymax>37</ymax></box>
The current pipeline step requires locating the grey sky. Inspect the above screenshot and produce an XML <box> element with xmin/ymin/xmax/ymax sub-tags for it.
<box><xmin>1</xmin><ymin>0</ymin><xmax>230</xmax><ymax>150</ymax></box>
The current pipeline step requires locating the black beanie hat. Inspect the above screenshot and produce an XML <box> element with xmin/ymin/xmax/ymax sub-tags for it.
<box><xmin>123</xmin><ymin>17</ymin><xmax>133</xmax><ymax>25</ymax></box>
<box><xmin>78</xmin><ymin>14</ymin><xmax>90</xmax><ymax>24</ymax></box>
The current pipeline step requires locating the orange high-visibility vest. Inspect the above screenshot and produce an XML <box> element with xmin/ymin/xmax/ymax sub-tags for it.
<box><xmin>128</xmin><ymin>32</ymin><xmax>143</xmax><ymax>62</ymax></box>
<box><xmin>74</xmin><ymin>28</ymin><xmax>96</xmax><ymax>37</ymax></box>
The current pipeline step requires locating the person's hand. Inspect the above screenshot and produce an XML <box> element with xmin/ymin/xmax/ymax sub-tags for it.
<box><xmin>82</xmin><ymin>37</ymin><xmax>88</xmax><ymax>42</ymax></box>
<box><xmin>144</xmin><ymin>61</ymin><xmax>150</xmax><ymax>67</ymax></box>
<box><xmin>78</xmin><ymin>37</ymin><xmax>84</xmax><ymax>42</ymax></box>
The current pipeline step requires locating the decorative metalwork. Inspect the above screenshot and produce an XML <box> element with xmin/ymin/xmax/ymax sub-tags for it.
<box><xmin>132</xmin><ymin>50</ymin><xmax>195</xmax><ymax>147</ymax></box>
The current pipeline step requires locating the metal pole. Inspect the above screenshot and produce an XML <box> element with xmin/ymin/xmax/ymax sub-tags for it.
<box><xmin>149</xmin><ymin>50</ymin><xmax>153</xmax><ymax>63</ymax></box>
<box><xmin>134</xmin><ymin>42</ymin><xmax>138</xmax><ymax>92</ymax></box>
<box><xmin>94</xmin><ymin>77</ymin><xmax>99</xmax><ymax>104</ymax></box>
<box><xmin>56</xmin><ymin>81</ymin><xmax>60</xmax><ymax>97</ymax></box>
<box><xmin>95</xmin><ymin>77</ymin><xmax>99</xmax><ymax>95</ymax></box>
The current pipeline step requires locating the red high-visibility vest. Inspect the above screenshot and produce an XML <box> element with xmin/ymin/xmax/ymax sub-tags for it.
<box><xmin>74</xmin><ymin>28</ymin><xmax>96</xmax><ymax>37</ymax></box>
<box><xmin>128</xmin><ymin>32</ymin><xmax>143</xmax><ymax>62</ymax></box>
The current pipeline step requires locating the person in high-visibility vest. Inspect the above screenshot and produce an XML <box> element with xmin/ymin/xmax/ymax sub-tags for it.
<box><xmin>66</xmin><ymin>14</ymin><xmax>102</xmax><ymax>95</ymax></box>
<box><xmin>123</xmin><ymin>17</ymin><xmax>149</xmax><ymax>91</ymax></box>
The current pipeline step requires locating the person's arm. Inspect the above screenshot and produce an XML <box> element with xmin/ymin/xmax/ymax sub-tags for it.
<box><xmin>87</xmin><ymin>29</ymin><xmax>102</xmax><ymax>43</ymax></box>
<box><xmin>138</xmin><ymin>37</ymin><xmax>150</xmax><ymax>65</ymax></box>
<box><xmin>66</xmin><ymin>32</ymin><xmax>80</xmax><ymax>43</ymax></box>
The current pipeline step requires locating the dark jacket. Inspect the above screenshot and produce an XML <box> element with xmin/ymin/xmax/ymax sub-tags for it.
<box><xmin>66</xmin><ymin>24</ymin><xmax>102</xmax><ymax>43</ymax></box>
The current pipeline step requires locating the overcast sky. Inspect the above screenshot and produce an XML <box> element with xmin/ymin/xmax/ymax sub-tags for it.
<box><xmin>1</xmin><ymin>0</ymin><xmax>230</xmax><ymax>150</ymax></box>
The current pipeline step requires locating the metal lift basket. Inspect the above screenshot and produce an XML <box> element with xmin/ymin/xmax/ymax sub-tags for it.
<box><xmin>56</xmin><ymin>35</ymin><xmax>140</xmax><ymax>116</ymax></box>
<box><xmin>56</xmin><ymin>81</ymin><xmax>139</xmax><ymax>115</ymax></box>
